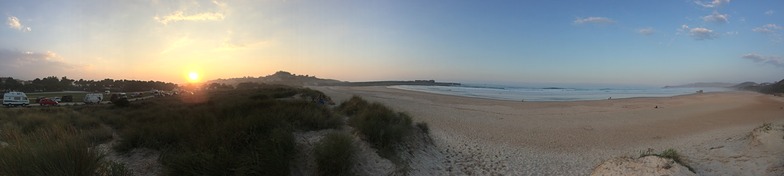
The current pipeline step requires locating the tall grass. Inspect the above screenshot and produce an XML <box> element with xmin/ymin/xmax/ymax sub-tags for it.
<box><xmin>314</xmin><ymin>132</ymin><xmax>357</xmax><ymax>176</ymax></box>
<box><xmin>0</xmin><ymin>108</ymin><xmax>127</xmax><ymax>176</ymax></box>
<box><xmin>337</xmin><ymin>96</ymin><xmax>414</xmax><ymax>159</ymax></box>
<box><xmin>75</xmin><ymin>85</ymin><xmax>341</xmax><ymax>175</ymax></box>
<box><xmin>0</xmin><ymin>128</ymin><xmax>103</xmax><ymax>176</ymax></box>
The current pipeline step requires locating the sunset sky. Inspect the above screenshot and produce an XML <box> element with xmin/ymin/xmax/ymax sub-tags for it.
<box><xmin>1</xmin><ymin>0</ymin><xmax>783</xmax><ymax>86</ymax></box>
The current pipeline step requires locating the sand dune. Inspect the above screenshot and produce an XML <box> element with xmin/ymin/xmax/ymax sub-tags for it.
<box><xmin>312</xmin><ymin>86</ymin><xmax>784</xmax><ymax>175</ymax></box>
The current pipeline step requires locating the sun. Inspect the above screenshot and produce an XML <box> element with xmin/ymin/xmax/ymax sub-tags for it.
<box><xmin>188</xmin><ymin>72</ymin><xmax>200</xmax><ymax>82</ymax></box>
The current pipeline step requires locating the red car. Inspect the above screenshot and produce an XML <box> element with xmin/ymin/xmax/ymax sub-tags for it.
<box><xmin>39</xmin><ymin>98</ymin><xmax>59</xmax><ymax>106</ymax></box>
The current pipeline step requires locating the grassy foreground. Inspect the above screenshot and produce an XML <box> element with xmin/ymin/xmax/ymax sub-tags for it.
<box><xmin>0</xmin><ymin>108</ymin><xmax>125</xmax><ymax>176</ymax></box>
<box><xmin>1</xmin><ymin>85</ymin><xmax>428</xmax><ymax>175</ymax></box>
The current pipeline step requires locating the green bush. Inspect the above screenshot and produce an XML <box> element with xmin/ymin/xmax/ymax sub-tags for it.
<box><xmin>315</xmin><ymin>132</ymin><xmax>357</xmax><ymax>176</ymax></box>
<box><xmin>337</xmin><ymin>96</ymin><xmax>370</xmax><ymax>116</ymax></box>
<box><xmin>339</xmin><ymin>97</ymin><xmax>413</xmax><ymax>158</ymax></box>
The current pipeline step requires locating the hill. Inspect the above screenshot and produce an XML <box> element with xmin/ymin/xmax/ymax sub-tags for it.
<box><xmin>733</xmin><ymin>79</ymin><xmax>784</xmax><ymax>95</ymax></box>
<box><xmin>206</xmin><ymin>71</ymin><xmax>461</xmax><ymax>87</ymax></box>
<box><xmin>206</xmin><ymin>71</ymin><xmax>343</xmax><ymax>87</ymax></box>
<box><xmin>663</xmin><ymin>82</ymin><xmax>736</xmax><ymax>88</ymax></box>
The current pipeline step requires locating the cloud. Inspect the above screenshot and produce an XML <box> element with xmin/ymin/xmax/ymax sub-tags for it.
<box><xmin>6</xmin><ymin>16</ymin><xmax>31</xmax><ymax>32</ymax></box>
<box><xmin>742</xmin><ymin>53</ymin><xmax>784</xmax><ymax>67</ymax></box>
<box><xmin>752</xmin><ymin>24</ymin><xmax>783</xmax><ymax>34</ymax></box>
<box><xmin>702</xmin><ymin>11</ymin><xmax>729</xmax><ymax>23</ymax></box>
<box><xmin>573</xmin><ymin>17</ymin><xmax>615</xmax><ymax>25</ymax></box>
<box><xmin>638</xmin><ymin>28</ymin><xmax>655</xmax><ymax>35</ymax></box>
<box><xmin>766</xmin><ymin>10</ymin><xmax>775</xmax><ymax>16</ymax></box>
<box><xmin>154</xmin><ymin>11</ymin><xmax>225</xmax><ymax>25</ymax></box>
<box><xmin>752</xmin><ymin>24</ymin><xmax>783</xmax><ymax>42</ymax></box>
<box><xmin>0</xmin><ymin>49</ymin><xmax>75</xmax><ymax>78</ymax></box>
<box><xmin>695</xmin><ymin>0</ymin><xmax>730</xmax><ymax>8</ymax></box>
<box><xmin>153</xmin><ymin>0</ymin><xmax>229</xmax><ymax>25</ymax></box>
<box><xmin>681</xmin><ymin>25</ymin><xmax>718</xmax><ymax>40</ymax></box>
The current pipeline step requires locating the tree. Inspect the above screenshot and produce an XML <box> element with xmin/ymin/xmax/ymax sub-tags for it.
<box><xmin>0</xmin><ymin>77</ymin><xmax>22</xmax><ymax>91</ymax></box>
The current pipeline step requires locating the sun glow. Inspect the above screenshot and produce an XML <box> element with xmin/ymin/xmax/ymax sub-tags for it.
<box><xmin>188</xmin><ymin>72</ymin><xmax>200</xmax><ymax>82</ymax></box>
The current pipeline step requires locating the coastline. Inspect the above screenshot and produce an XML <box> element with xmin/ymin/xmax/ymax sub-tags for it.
<box><xmin>312</xmin><ymin>86</ymin><xmax>784</xmax><ymax>175</ymax></box>
<box><xmin>389</xmin><ymin>85</ymin><xmax>734</xmax><ymax>102</ymax></box>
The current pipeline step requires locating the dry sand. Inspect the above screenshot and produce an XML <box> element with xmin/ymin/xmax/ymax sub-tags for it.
<box><xmin>312</xmin><ymin>86</ymin><xmax>784</xmax><ymax>175</ymax></box>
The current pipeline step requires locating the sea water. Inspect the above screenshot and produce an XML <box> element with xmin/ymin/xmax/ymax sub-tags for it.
<box><xmin>390</xmin><ymin>84</ymin><xmax>732</xmax><ymax>102</ymax></box>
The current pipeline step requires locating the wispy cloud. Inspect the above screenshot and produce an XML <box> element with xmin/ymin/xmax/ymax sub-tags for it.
<box><xmin>752</xmin><ymin>24</ymin><xmax>783</xmax><ymax>34</ymax></box>
<box><xmin>742</xmin><ymin>53</ymin><xmax>784</xmax><ymax>67</ymax></box>
<box><xmin>681</xmin><ymin>25</ymin><xmax>718</xmax><ymax>40</ymax></box>
<box><xmin>154</xmin><ymin>0</ymin><xmax>228</xmax><ymax>25</ymax></box>
<box><xmin>702</xmin><ymin>11</ymin><xmax>729</xmax><ymax>23</ymax></box>
<box><xmin>752</xmin><ymin>24</ymin><xmax>783</xmax><ymax>42</ymax></box>
<box><xmin>765</xmin><ymin>10</ymin><xmax>775</xmax><ymax>16</ymax></box>
<box><xmin>573</xmin><ymin>17</ymin><xmax>615</xmax><ymax>25</ymax></box>
<box><xmin>154</xmin><ymin>11</ymin><xmax>225</xmax><ymax>25</ymax></box>
<box><xmin>695</xmin><ymin>0</ymin><xmax>730</xmax><ymax>8</ymax></box>
<box><xmin>638</xmin><ymin>27</ymin><xmax>655</xmax><ymax>36</ymax></box>
<box><xmin>6</xmin><ymin>16</ymin><xmax>31</xmax><ymax>32</ymax></box>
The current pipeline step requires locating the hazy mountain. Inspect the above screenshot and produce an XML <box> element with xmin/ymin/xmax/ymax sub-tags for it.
<box><xmin>662</xmin><ymin>82</ymin><xmax>737</xmax><ymax>88</ymax></box>
<box><xmin>206</xmin><ymin>71</ymin><xmax>343</xmax><ymax>87</ymax></box>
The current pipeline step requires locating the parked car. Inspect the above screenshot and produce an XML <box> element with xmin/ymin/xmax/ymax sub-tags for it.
<box><xmin>39</xmin><ymin>98</ymin><xmax>59</xmax><ymax>106</ymax></box>
<box><xmin>110</xmin><ymin>93</ymin><xmax>128</xmax><ymax>102</ymax></box>
<box><xmin>50</xmin><ymin>97</ymin><xmax>62</xmax><ymax>102</ymax></box>
<box><xmin>2</xmin><ymin>91</ymin><xmax>29</xmax><ymax>107</ymax></box>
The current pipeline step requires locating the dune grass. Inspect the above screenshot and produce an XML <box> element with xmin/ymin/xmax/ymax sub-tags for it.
<box><xmin>337</xmin><ymin>96</ymin><xmax>419</xmax><ymax>159</ymax></box>
<box><xmin>639</xmin><ymin>148</ymin><xmax>694</xmax><ymax>173</ymax></box>
<box><xmin>314</xmin><ymin>132</ymin><xmax>357</xmax><ymax>176</ymax></box>
<box><xmin>0</xmin><ymin>108</ymin><xmax>127</xmax><ymax>176</ymax></box>
<box><xmin>3</xmin><ymin>85</ymin><xmax>424</xmax><ymax>175</ymax></box>
<box><xmin>73</xmin><ymin>85</ymin><xmax>342</xmax><ymax>175</ymax></box>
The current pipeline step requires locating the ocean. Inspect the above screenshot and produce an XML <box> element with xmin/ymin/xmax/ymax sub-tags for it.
<box><xmin>390</xmin><ymin>84</ymin><xmax>733</xmax><ymax>102</ymax></box>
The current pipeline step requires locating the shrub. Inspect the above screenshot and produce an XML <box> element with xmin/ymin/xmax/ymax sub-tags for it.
<box><xmin>343</xmin><ymin>98</ymin><xmax>413</xmax><ymax>158</ymax></box>
<box><xmin>337</xmin><ymin>96</ymin><xmax>370</xmax><ymax>116</ymax></box>
<box><xmin>314</xmin><ymin>132</ymin><xmax>357</xmax><ymax>176</ymax></box>
<box><xmin>416</xmin><ymin>122</ymin><xmax>430</xmax><ymax>134</ymax></box>
<box><xmin>112</xmin><ymin>98</ymin><xmax>130</xmax><ymax>107</ymax></box>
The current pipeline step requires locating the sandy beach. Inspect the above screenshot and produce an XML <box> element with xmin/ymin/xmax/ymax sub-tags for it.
<box><xmin>312</xmin><ymin>86</ymin><xmax>784</xmax><ymax>175</ymax></box>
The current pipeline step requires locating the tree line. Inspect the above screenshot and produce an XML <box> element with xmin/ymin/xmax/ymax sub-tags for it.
<box><xmin>0</xmin><ymin>76</ymin><xmax>178</xmax><ymax>93</ymax></box>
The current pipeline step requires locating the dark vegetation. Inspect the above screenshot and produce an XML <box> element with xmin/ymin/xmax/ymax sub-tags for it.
<box><xmin>733</xmin><ymin>79</ymin><xmax>784</xmax><ymax>94</ymax></box>
<box><xmin>2</xmin><ymin>83</ymin><xmax>429</xmax><ymax>175</ymax></box>
<box><xmin>0</xmin><ymin>76</ymin><xmax>177</xmax><ymax>92</ymax></box>
<box><xmin>337</xmin><ymin>96</ymin><xmax>418</xmax><ymax>159</ymax></box>
<box><xmin>76</xmin><ymin>85</ymin><xmax>342</xmax><ymax>175</ymax></box>
<box><xmin>0</xmin><ymin>108</ymin><xmax>128</xmax><ymax>176</ymax></box>
<box><xmin>314</xmin><ymin>132</ymin><xmax>357</xmax><ymax>176</ymax></box>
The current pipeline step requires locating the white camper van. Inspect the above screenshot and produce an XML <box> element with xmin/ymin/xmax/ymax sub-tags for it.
<box><xmin>84</xmin><ymin>93</ymin><xmax>104</xmax><ymax>104</ymax></box>
<box><xmin>3</xmin><ymin>91</ymin><xmax>30</xmax><ymax>107</ymax></box>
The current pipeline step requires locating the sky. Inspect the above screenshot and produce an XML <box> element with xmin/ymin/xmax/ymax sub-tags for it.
<box><xmin>1</xmin><ymin>0</ymin><xmax>783</xmax><ymax>86</ymax></box>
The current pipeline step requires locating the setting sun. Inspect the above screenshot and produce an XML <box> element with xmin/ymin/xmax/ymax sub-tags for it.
<box><xmin>188</xmin><ymin>72</ymin><xmax>200</xmax><ymax>82</ymax></box>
